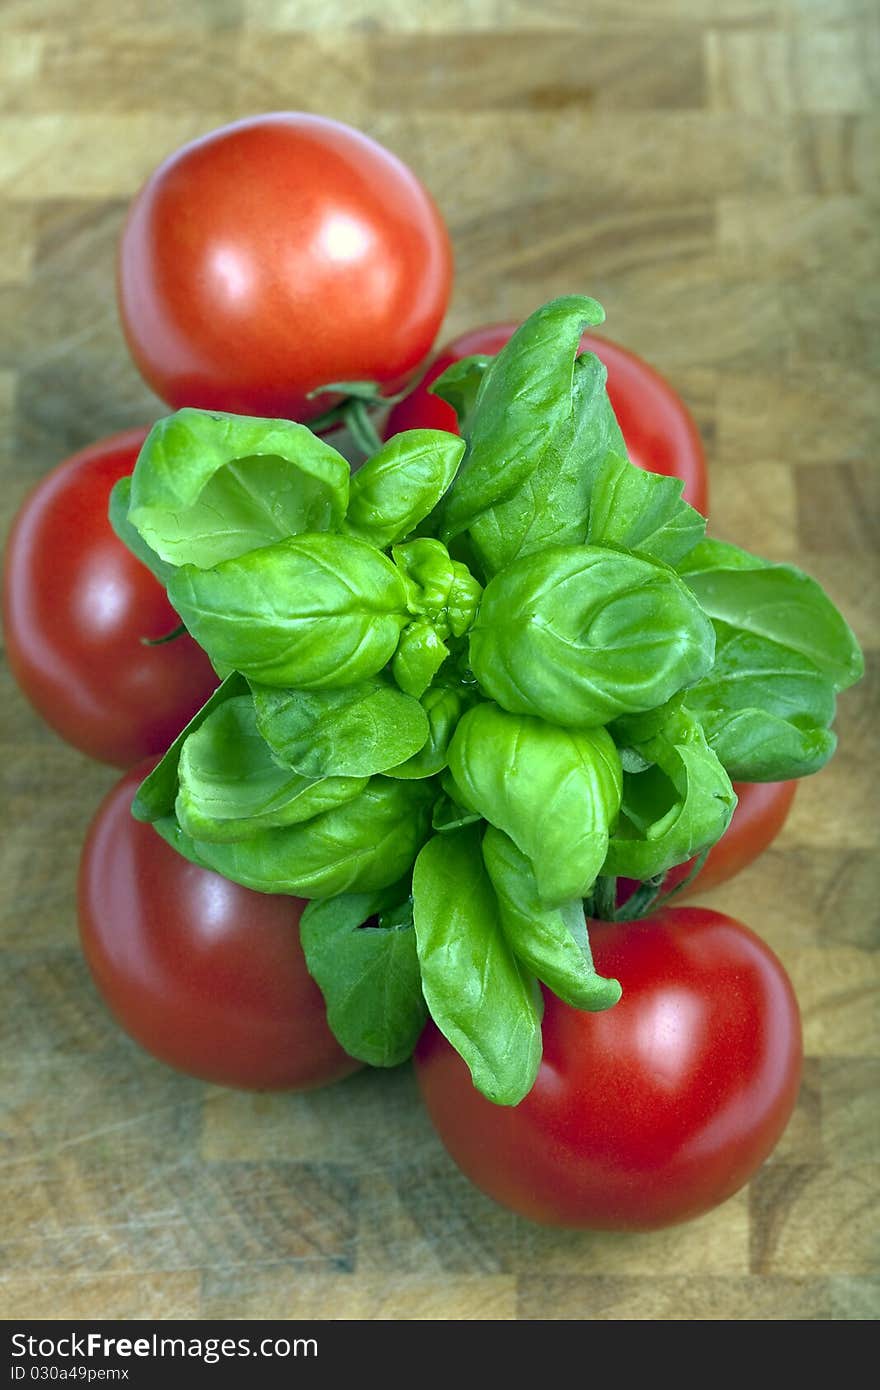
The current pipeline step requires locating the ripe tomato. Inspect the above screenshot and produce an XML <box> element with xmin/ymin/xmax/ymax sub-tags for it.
<box><xmin>78</xmin><ymin>764</ymin><xmax>361</xmax><ymax>1091</ymax></box>
<box><xmin>620</xmin><ymin>779</ymin><xmax>798</xmax><ymax>905</ymax></box>
<box><xmin>2</xmin><ymin>430</ymin><xmax>218</xmax><ymax>767</ymax></box>
<box><xmin>415</xmin><ymin>908</ymin><xmax>802</xmax><ymax>1230</ymax></box>
<box><xmin>386</xmin><ymin>323</ymin><xmax>709</xmax><ymax>514</ymax></box>
<box><xmin>118</xmin><ymin>113</ymin><xmax>453</xmax><ymax>421</ymax></box>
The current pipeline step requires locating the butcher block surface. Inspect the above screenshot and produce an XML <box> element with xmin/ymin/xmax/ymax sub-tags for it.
<box><xmin>0</xmin><ymin>0</ymin><xmax>877</xmax><ymax>1322</ymax></box>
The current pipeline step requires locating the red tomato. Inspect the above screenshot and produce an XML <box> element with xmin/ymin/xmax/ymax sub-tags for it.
<box><xmin>386</xmin><ymin>323</ymin><xmax>708</xmax><ymax>514</ymax></box>
<box><xmin>78</xmin><ymin>764</ymin><xmax>361</xmax><ymax>1091</ymax></box>
<box><xmin>2</xmin><ymin>430</ymin><xmax>218</xmax><ymax>767</ymax></box>
<box><xmin>118</xmin><ymin>113</ymin><xmax>453</xmax><ymax>421</ymax></box>
<box><xmin>620</xmin><ymin>779</ymin><xmax>798</xmax><ymax>905</ymax></box>
<box><xmin>415</xmin><ymin>908</ymin><xmax>802</xmax><ymax>1230</ymax></box>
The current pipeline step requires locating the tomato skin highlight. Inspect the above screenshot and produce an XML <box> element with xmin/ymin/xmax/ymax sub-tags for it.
<box><xmin>78</xmin><ymin>764</ymin><xmax>361</xmax><ymax>1091</ymax></box>
<box><xmin>386</xmin><ymin>323</ymin><xmax>709</xmax><ymax>515</ymax></box>
<box><xmin>415</xmin><ymin>908</ymin><xmax>802</xmax><ymax>1230</ymax></box>
<box><xmin>118</xmin><ymin>113</ymin><xmax>453</xmax><ymax>421</ymax></box>
<box><xmin>2</xmin><ymin>429</ymin><xmax>218</xmax><ymax>767</ymax></box>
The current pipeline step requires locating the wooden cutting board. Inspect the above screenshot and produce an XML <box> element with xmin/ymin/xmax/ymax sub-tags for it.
<box><xmin>1</xmin><ymin>0</ymin><xmax>877</xmax><ymax>1322</ymax></box>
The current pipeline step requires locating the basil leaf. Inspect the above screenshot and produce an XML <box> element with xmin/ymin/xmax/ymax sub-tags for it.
<box><xmin>482</xmin><ymin>828</ymin><xmax>621</xmax><ymax>1011</ymax></box>
<box><xmin>694</xmin><ymin>706</ymin><xmax>836</xmax><ymax>782</ymax></box>
<box><xmin>108</xmin><ymin>477</ymin><xmax>176</xmax><ymax>586</ymax></box>
<box><xmin>132</xmin><ymin>671</ymin><xmax>245</xmax><ymax>823</ymax></box>
<box><xmin>390</xmin><ymin>541</ymin><xmax>483</xmax><ymax>645</ymax></box>
<box><xmin>467</xmin><ymin>351</ymin><xmax>624</xmax><ymax>574</ymax></box>
<box><xmin>437</xmin><ymin>296</ymin><xmax>606</xmax><ymax>543</ymax></box>
<box><xmin>167</xmin><ymin>534</ymin><xmax>408</xmax><ymax>689</ymax></box>
<box><xmin>586</xmin><ymin>451</ymin><xmax>705</xmax><ymax>566</ymax></box>
<box><xmin>676</xmin><ymin>537</ymin><xmax>766</xmax><ymax>577</ymax></box>
<box><xmin>447</xmin><ymin>561</ymin><xmax>483</xmax><ymax>637</ymax></box>
<box><xmin>127</xmin><ymin>408</ymin><xmax>350</xmax><ymax>568</ymax></box>
<box><xmin>610</xmin><ymin>693</ymin><xmax>685</xmax><ymax>747</ymax></box>
<box><xmin>429</xmin><ymin>355</ymin><xmax>492</xmax><ymax>435</ymax></box>
<box><xmin>385</xmin><ymin>685</ymin><xmax>470</xmax><ymax>780</ymax></box>
<box><xmin>684</xmin><ymin>560</ymin><xmax>863</xmax><ymax>693</ymax></box>
<box><xmin>683</xmin><ymin>621</ymin><xmax>839</xmax><ymax>780</ymax></box>
<box><xmin>447</xmin><ymin>703</ymin><xmax>622</xmax><ymax>905</ymax></box>
<box><xmin>677</xmin><ymin>550</ymin><xmax>862</xmax><ymax>780</ymax></box>
<box><xmin>185</xmin><ymin>777</ymin><xmax>435</xmax><ymax>898</ymax></box>
<box><xmin>391</xmin><ymin>618</ymin><xmax>450</xmax><ymax>699</ymax></box>
<box><xmin>300</xmin><ymin>888</ymin><xmax>427</xmax><ymax>1067</ymax></box>
<box><xmin>392</xmin><ymin>538</ymin><xmax>456</xmax><ymax>622</ymax></box>
<box><xmin>175</xmin><ymin>695</ymin><xmax>367</xmax><ymax>841</ymax></box>
<box><xmin>431</xmin><ymin>784</ymin><xmax>482</xmax><ymax>833</ymax></box>
<box><xmin>307</xmin><ymin>379</ymin><xmax>382</xmax><ymax>402</ymax></box>
<box><xmin>252</xmin><ymin>679</ymin><xmax>429</xmax><ymax>779</ymax></box>
<box><xmin>151</xmin><ymin>814</ymin><xmax>212</xmax><ymax>869</ymax></box>
<box><xmin>469</xmin><ymin>544</ymin><xmax>715</xmax><ymax>728</ymax></box>
<box><xmin>412</xmin><ymin>826</ymin><xmax>543</xmax><ymax>1105</ymax></box>
<box><xmin>603</xmin><ymin>711</ymin><xmax>736</xmax><ymax>880</ymax></box>
<box><xmin>342</xmin><ymin>429</ymin><xmax>465</xmax><ymax>549</ymax></box>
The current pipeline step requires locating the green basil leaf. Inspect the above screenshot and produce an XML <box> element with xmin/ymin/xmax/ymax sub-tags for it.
<box><xmin>482</xmin><ymin>828</ymin><xmax>621</xmax><ymax>1011</ymax></box>
<box><xmin>342</xmin><ymin>429</ymin><xmax>465</xmax><ymax>549</ymax></box>
<box><xmin>392</xmin><ymin>538</ymin><xmax>455</xmax><ymax>621</ymax></box>
<box><xmin>300</xmin><ymin>888</ymin><xmax>427</xmax><ymax>1067</ymax></box>
<box><xmin>437</xmin><ymin>296</ymin><xmax>606</xmax><ymax>544</ymax></box>
<box><xmin>108</xmin><ymin>477</ymin><xmax>177</xmax><ymax>586</ymax></box>
<box><xmin>167</xmin><ymin>534</ymin><xmax>408</xmax><ymax>689</ymax></box>
<box><xmin>431</xmin><ymin>783</ymin><xmax>482</xmax><ymax>833</ymax></box>
<box><xmin>252</xmin><ymin>679</ymin><xmax>429</xmax><ymax>779</ymax></box>
<box><xmin>412</xmin><ymin>826</ymin><xmax>543</xmax><ymax>1105</ymax></box>
<box><xmin>131</xmin><ymin>671</ymin><xmax>245</xmax><ymax>823</ymax></box>
<box><xmin>186</xmin><ymin>777</ymin><xmax>435</xmax><ymax>898</ymax></box>
<box><xmin>610</xmin><ymin>693</ymin><xmax>685</xmax><ymax>747</ymax></box>
<box><xmin>467</xmin><ymin>351</ymin><xmax>624</xmax><ymax>574</ymax></box>
<box><xmin>469</xmin><ymin>544</ymin><xmax>715</xmax><ymax>728</ymax></box>
<box><xmin>391</xmin><ymin>618</ymin><xmax>450</xmax><ymax>699</ymax></box>
<box><xmin>684</xmin><ymin>560</ymin><xmax>863</xmax><ymax>693</ymax></box>
<box><xmin>390</xmin><ymin>541</ymin><xmax>483</xmax><ymax>644</ymax></box>
<box><xmin>447</xmin><ymin>703</ymin><xmax>622</xmax><ymax>905</ymax></box>
<box><xmin>151</xmin><ymin>814</ymin><xmax>212</xmax><ymax>869</ymax></box>
<box><xmin>447</xmin><ymin>561</ymin><xmax>483</xmax><ymax>637</ymax></box>
<box><xmin>676</xmin><ymin>537</ymin><xmax>766</xmax><ymax>577</ymax></box>
<box><xmin>693</xmin><ymin>706</ymin><xmax>836</xmax><ymax>782</ymax></box>
<box><xmin>683</xmin><ymin>620</ymin><xmax>840</xmax><ymax>780</ymax></box>
<box><xmin>175</xmin><ymin>695</ymin><xmax>367</xmax><ymax>841</ymax></box>
<box><xmin>603</xmin><ymin>711</ymin><xmax>737</xmax><ymax>879</ymax></box>
<box><xmin>385</xmin><ymin>684</ymin><xmax>470</xmax><ymax>780</ymax></box>
<box><xmin>307</xmin><ymin>379</ymin><xmax>382</xmax><ymax>402</ymax></box>
<box><xmin>429</xmin><ymin>355</ymin><xmax>492</xmax><ymax>435</ymax></box>
<box><xmin>586</xmin><ymin>451</ymin><xmax>706</xmax><ymax>566</ymax></box>
<box><xmin>127</xmin><ymin>408</ymin><xmax>350</xmax><ymax>569</ymax></box>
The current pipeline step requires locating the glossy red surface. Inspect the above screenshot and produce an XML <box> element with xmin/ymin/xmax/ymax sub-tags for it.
<box><xmin>415</xmin><ymin>907</ymin><xmax>802</xmax><ymax>1229</ymax></box>
<box><xmin>118</xmin><ymin>114</ymin><xmax>453</xmax><ymax>421</ymax></box>
<box><xmin>3</xmin><ymin>429</ymin><xmax>218</xmax><ymax>766</ymax></box>
<box><xmin>78</xmin><ymin>764</ymin><xmax>361</xmax><ymax>1091</ymax></box>
<box><xmin>386</xmin><ymin>322</ymin><xmax>709</xmax><ymax>514</ymax></box>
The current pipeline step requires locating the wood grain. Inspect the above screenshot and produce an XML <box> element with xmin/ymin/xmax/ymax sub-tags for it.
<box><xmin>0</xmin><ymin>0</ymin><xmax>877</xmax><ymax>1322</ymax></box>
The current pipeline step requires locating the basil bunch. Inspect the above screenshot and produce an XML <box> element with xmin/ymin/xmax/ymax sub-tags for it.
<box><xmin>113</xmin><ymin>295</ymin><xmax>863</xmax><ymax>1106</ymax></box>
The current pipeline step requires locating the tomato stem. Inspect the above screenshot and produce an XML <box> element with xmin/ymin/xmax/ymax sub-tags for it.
<box><xmin>305</xmin><ymin>393</ymin><xmax>386</xmax><ymax>459</ymax></box>
<box><xmin>612</xmin><ymin>849</ymin><xmax>712</xmax><ymax>922</ymax></box>
<box><xmin>590</xmin><ymin>875</ymin><xmax>618</xmax><ymax>922</ymax></box>
<box><xmin>649</xmin><ymin>848</ymin><xmax>711</xmax><ymax>912</ymax></box>
<box><xmin>141</xmin><ymin>623</ymin><xmax>186</xmax><ymax>647</ymax></box>
<box><xmin>345</xmin><ymin>398</ymin><xmax>384</xmax><ymax>456</ymax></box>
